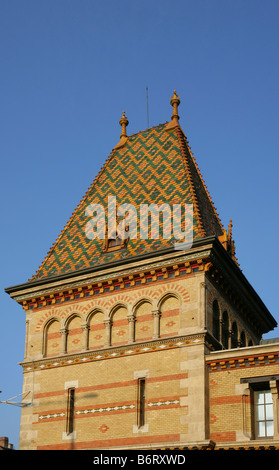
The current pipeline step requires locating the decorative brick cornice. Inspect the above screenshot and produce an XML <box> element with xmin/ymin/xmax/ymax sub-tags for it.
<box><xmin>207</xmin><ymin>351</ymin><xmax>279</xmax><ymax>372</ymax></box>
<box><xmin>18</xmin><ymin>254</ymin><xmax>210</xmax><ymax>312</ymax></box>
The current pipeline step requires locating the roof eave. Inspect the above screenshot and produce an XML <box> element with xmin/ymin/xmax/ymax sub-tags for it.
<box><xmin>5</xmin><ymin>236</ymin><xmax>216</xmax><ymax>295</ymax></box>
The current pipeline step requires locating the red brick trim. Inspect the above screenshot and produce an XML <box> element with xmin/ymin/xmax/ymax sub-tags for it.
<box><xmin>210</xmin><ymin>431</ymin><xmax>236</xmax><ymax>442</ymax></box>
<box><xmin>210</xmin><ymin>395</ymin><xmax>249</xmax><ymax>405</ymax></box>
<box><xmin>34</xmin><ymin>280</ymin><xmax>190</xmax><ymax>330</ymax></box>
<box><xmin>37</xmin><ymin>433</ymin><xmax>180</xmax><ymax>450</ymax></box>
<box><xmin>34</xmin><ymin>372</ymin><xmax>188</xmax><ymax>400</ymax></box>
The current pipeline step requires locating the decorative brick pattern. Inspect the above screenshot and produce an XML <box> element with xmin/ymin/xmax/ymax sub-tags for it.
<box><xmin>35</xmin><ymin>281</ymin><xmax>190</xmax><ymax>332</ymax></box>
<box><xmin>207</xmin><ymin>349</ymin><xmax>279</xmax><ymax>447</ymax></box>
<box><xmin>23</xmin><ymin>336</ymin><xmax>203</xmax><ymax>372</ymax></box>
<box><xmin>37</xmin><ymin>397</ymin><xmax>182</xmax><ymax>424</ymax></box>
<box><xmin>207</xmin><ymin>352</ymin><xmax>279</xmax><ymax>372</ymax></box>
<box><xmin>35</xmin><ymin>308</ymin><xmax>67</xmax><ymax>332</ymax></box>
<box><xmin>36</xmin><ymin>434</ymin><xmax>181</xmax><ymax>450</ymax></box>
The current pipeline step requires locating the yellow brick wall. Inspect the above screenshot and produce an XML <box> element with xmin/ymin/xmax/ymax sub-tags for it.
<box><xmin>19</xmin><ymin>273</ymin><xmax>210</xmax><ymax>449</ymax></box>
<box><xmin>208</xmin><ymin>351</ymin><xmax>279</xmax><ymax>444</ymax></box>
<box><xmin>20</xmin><ymin>346</ymin><xmax>193</xmax><ymax>449</ymax></box>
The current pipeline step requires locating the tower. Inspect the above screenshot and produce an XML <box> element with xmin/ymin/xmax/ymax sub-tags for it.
<box><xmin>5</xmin><ymin>92</ymin><xmax>278</xmax><ymax>450</ymax></box>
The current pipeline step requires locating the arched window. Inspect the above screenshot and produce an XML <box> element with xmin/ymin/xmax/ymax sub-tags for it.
<box><xmin>240</xmin><ymin>331</ymin><xmax>246</xmax><ymax>348</ymax></box>
<box><xmin>66</xmin><ymin>315</ymin><xmax>82</xmax><ymax>353</ymax></box>
<box><xmin>231</xmin><ymin>321</ymin><xmax>238</xmax><ymax>348</ymax></box>
<box><xmin>213</xmin><ymin>300</ymin><xmax>220</xmax><ymax>342</ymax></box>
<box><xmin>222</xmin><ymin>311</ymin><xmax>229</xmax><ymax>349</ymax></box>
<box><xmin>159</xmin><ymin>295</ymin><xmax>180</xmax><ymax>338</ymax></box>
<box><xmin>111</xmin><ymin>305</ymin><xmax>129</xmax><ymax>346</ymax></box>
<box><xmin>134</xmin><ymin>301</ymin><xmax>153</xmax><ymax>342</ymax></box>
<box><xmin>88</xmin><ymin>310</ymin><xmax>105</xmax><ymax>350</ymax></box>
<box><xmin>44</xmin><ymin>319</ymin><xmax>61</xmax><ymax>357</ymax></box>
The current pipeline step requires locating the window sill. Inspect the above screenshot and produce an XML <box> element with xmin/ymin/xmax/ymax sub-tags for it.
<box><xmin>133</xmin><ymin>424</ymin><xmax>149</xmax><ymax>434</ymax></box>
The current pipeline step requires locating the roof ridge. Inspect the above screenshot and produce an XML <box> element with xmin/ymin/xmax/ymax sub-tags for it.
<box><xmin>175</xmin><ymin>126</ymin><xmax>224</xmax><ymax>234</ymax></box>
<box><xmin>174</xmin><ymin>126</ymin><xmax>206</xmax><ymax>238</ymax></box>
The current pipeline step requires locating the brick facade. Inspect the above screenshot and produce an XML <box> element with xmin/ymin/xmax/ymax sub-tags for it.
<box><xmin>18</xmin><ymin>264</ymin><xmax>212</xmax><ymax>450</ymax></box>
<box><xmin>14</xmin><ymin>247</ymin><xmax>279</xmax><ymax>450</ymax></box>
<box><xmin>207</xmin><ymin>344</ymin><xmax>279</xmax><ymax>448</ymax></box>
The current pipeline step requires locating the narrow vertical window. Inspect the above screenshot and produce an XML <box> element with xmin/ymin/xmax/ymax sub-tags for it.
<box><xmin>222</xmin><ymin>311</ymin><xmax>229</xmax><ymax>349</ymax></box>
<box><xmin>138</xmin><ymin>378</ymin><xmax>146</xmax><ymax>428</ymax></box>
<box><xmin>66</xmin><ymin>388</ymin><xmax>75</xmax><ymax>435</ymax></box>
<box><xmin>212</xmin><ymin>300</ymin><xmax>220</xmax><ymax>341</ymax></box>
<box><xmin>231</xmin><ymin>321</ymin><xmax>238</xmax><ymax>348</ymax></box>
<box><xmin>254</xmin><ymin>389</ymin><xmax>274</xmax><ymax>438</ymax></box>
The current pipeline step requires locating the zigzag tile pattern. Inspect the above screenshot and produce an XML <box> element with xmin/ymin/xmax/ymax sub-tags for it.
<box><xmin>31</xmin><ymin>123</ymin><xmax>222</xmax><ymax>281</ymax></box>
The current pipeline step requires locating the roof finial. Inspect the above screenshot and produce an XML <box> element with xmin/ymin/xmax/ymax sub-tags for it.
<box><xmin>119</xmin><ymin>111</ymin><xmax>129</xmax><ymax>138</ymax></box>
<box><xmin>170</xmin><ymin>90</ymin><xmax>180</xmax><ymax>123</ymax></box>
<box><xmin>114</xmin><ymin>111</ymin><xmax>129</xmax><ymax>149</ymax></box>
<box><xmin>166</xmin><ymin>90</ymin><xmax>180</xmax><ymax>131</ymax></box>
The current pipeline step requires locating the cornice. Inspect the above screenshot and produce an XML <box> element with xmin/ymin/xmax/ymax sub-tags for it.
<box><xmin>8</xmin><ymin>244</ymin><xmax>213</xmax><ymax>311</ymax></box>
<box><xmin>215</xmin><ymin>441</ymin><xmax>279</xmax><ymax>451</ymax></box>
<box><xmin>5</xmin><ymin>237</ymin><xmax>216</xmax><ymax>295</ymax></box>
<box><xmin>206</xmin><ymin>342</ymin><xmax>279</xmax><ymax>372</ymax></box>
<box><xmin>6</xmin><ymin>235</ymin><xmax>276</xmax><ymax>336</ymax></box>
<box><xmin>20</xmin><ymin>332</ymin><xmax>208</xmax><ymax>373</ymax></box>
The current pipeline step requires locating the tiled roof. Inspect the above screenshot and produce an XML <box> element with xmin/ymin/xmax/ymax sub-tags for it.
<box><xmin>30</xmin><ymin>95</ymin><xmax>224</xmax><ymax>281</ymax></box>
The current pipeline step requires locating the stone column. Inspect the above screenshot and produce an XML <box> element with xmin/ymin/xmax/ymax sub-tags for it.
<box><xmin>228</xmin><ymin>329</ymin><xmax>232</xmax><ymax>349</ymax></box>
<box><xmin>24</xmin><ymin>318</ymin><xmax>30</xmax><ymax>359</ymax></box>
<box><xmin>218</xmin><ymin>308</ymin><xmax>223</xmax><ymax>343</ymax></box>
<box><xmin>128</xmin><ymin>315</ymin><xmax>136</xmax><ymax>343</ymax></box>
<box><xmin>199</xmin><ymin>282</ymin><xmax>207</xmax><ymax>329</ymax></box>
<box><xmin>60</xmin><ymin>328</ymin><xmax>68</xmax><ymax>354</ymax></box>
<box><xmin>81</xmin><ymin>324</ymin><xmax>89</xmax><ymax>351</ymax></box>
<box><xmin>104</xmin><ymin>320</ymin><xmax>112</xmax><ymax>347</ymax></box>
<box><xmin>234</xmin><ymin>383</ymin><xmax>251</xmax><ymax>440</ymax></box>
<box><xmin>152</xmin><ymin>310</ymin><xmax>161</xmax><ymax>339</ymax></box>
<box><xmin>270</xmin><ymin>380</ymin><xmax>279</xmax><ymax>439</ymax></box>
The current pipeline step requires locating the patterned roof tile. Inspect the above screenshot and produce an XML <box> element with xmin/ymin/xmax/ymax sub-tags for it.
<box><xmin>30</xmin><ymin>118</ymin><xmax>224</xmax><ymax>281</ymax></box>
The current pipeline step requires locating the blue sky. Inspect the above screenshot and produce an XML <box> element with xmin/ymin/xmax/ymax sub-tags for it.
<box><xmin>0</xmin><ymin>0</ymin><xmax>278</xmax><ymax>448</ymax></box>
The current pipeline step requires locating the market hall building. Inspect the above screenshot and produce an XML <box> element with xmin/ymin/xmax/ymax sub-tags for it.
<box><xmin>5</xmin><ymin>91</ymin><xmax>279</xmax><ymax>450</ymax></box>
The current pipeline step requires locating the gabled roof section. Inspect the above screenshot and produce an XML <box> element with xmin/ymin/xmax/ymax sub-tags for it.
<box><xmin>30</xmin><ymin>91</ymin><xmax>226</xmax><ymax>282</ymax></box>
